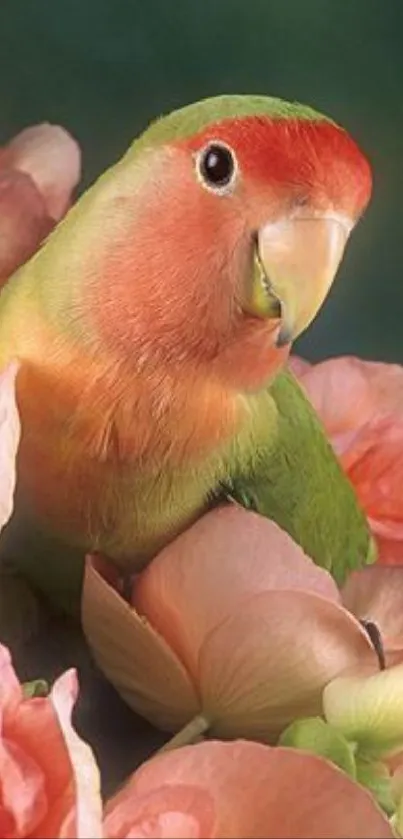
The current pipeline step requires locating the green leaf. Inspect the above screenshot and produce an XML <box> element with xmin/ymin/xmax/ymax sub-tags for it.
<box><xmin>356</xmin><ymin>757</ymin><xmax>395</xmax><ymax>817</ymax></box>
<box><xmin>22</xmin><ymin>678</ymin><xmax>49</xmax><ymax>698</ymax></box>
<box><xmin>278</xmin><ymin>716</ymin><xmax>357</xmax><ymax>778</ymax></box>
<box><xmin>323</xmin><ymin>665</ymin><xmax>403</xmax><ymax>757</ymax></box>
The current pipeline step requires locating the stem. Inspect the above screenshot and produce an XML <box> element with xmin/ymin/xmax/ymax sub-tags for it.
<box><xmin>157</xmin><ymin>714</ymin><xmax>210</xmax><ymax>754</ymax></box>
<box><xmin>22</xmin><ymin>679</ymin><xmax>49</xmax><ymax>698</ymax></box>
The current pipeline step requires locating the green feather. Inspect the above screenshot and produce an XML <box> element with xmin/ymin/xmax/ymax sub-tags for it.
<box><xmin>225</xmin><ymin>370</ymin><xmax>374</xmax><ymax>587</ymax></box>
<box><xmin>131</xmin><ymin>93</ymin><xmax>336</xmax><ymax>153</ymax></box>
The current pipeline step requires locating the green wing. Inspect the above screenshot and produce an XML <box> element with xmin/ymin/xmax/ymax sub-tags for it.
<box><xmin>223</xmin><ymin>369</ymin><xmax>374</xmax><ymax>585</ymax></box>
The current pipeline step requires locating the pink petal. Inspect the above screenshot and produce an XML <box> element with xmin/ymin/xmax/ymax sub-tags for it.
<box><xmin>0</xmin><ymin>644</ymin><xmax>22</xmax><ymax>715</ymax></box>
<box><xmin>46</xmin><ymin>670</ymin><xmax>103</xmax><ymax>839</ymax></box>
<box><xmin>0</xmin><ymin>738</ymin><xmax>47</xmax><ymax>837</ymax></box>
<box><xmin>5</xmin><ymin>123</ymin><xmax>81</xmax><ymax>221</ymax></box>
<box><xmin>376</xmin><ymin>536</ymin><xmax>403</xmax><ymax>565</ymax></box>
<box><xmin>7</xmin><ymin>670</ymin><xmax>102</xmax><ymax>838</ymax></box>
<box><xmin>199</xmin><ymin>590</ymin><xmax>375</xmax><ymax>740</ymax></box>
<box><xmin>0</xmin><ymin>170</ymin><xmax>53</xmax><ymax>282</ymax></box>
<box><xmin>354</xmin><ymin>358</ymin><xmax>403</xmax><ymax>416</ymax></box>
<box><xmin>134</xmin><ymin>506</ymin><xmax>339</xmax><ymax>681</ymax></box>
<box><xmin>342</xmin><ymin>565</ymin><xmax>403</xmax><ymax>652</ymax></box>
<box><xmin>3</xmin><ymin>663</ymin><xmax>74</xmax><ymax>790</ymax></box>
<box><xmin>82</xmin><ymin>556</ymin><xmax>199</xmax><ymax>731</ymax></box>
<box><xmin>340</xmin><ymin>417</ymin><xmax>403</xmax><ymax>542</ymax></box>
<box><xmin>291</xmin><ymin>355</ymin><xmax>403</xmax><ymax>452</ymax></box>
<box><xmin>0</xmin><ymin>645</ymin><xmax>102</xmax><ymax>837</ymax></box>
<box><xmin>120</xmin><ymin>740</ymin><xmax>392</xmax><ymax>837</ymax></box>
<box><xmin>105</xmin><ymin>784</ymin><xmax>215</xmax><ymax>839</ymax></box>
<box><xmin>288</xmin><ymin>355</ymin><xmax>312</xmax><ymax>378</ymax></box>
<box><xmin>291</xmin><ymin>356</ymin><xmax>376</xmax><ymax>439</ymax></box>
<box><xmin>0</xmin><ymin>363</ymin><xmax>20</xmax><ymax>532</ymax></box>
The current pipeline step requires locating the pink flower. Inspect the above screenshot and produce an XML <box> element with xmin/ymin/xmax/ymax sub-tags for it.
<box><xmin>323</xmin><ymin>563</ymin><xmax>403</xmax><ymax>754</ymax></box>
<box><xmin>0</xmin><ymin>646</ymin><xmax>394</xmax><ymax>839</ymax></box>
<box><xmin>104</xmin><ymin>739</ymin><xmax>392</xmax><ymax>838</ymax></box>
<box><xmin>290</xmin><ymin>355</ymin><xmax>403</xmax><ymax>564</ymax></box>
<box><xmin>82</xmin><ymin>505</ymin><xmax>376</xmax><ymax>740</ymax></box>
<box><xmin>0</xmin><ymin>123</ymin><xmax>81</xmax><ymax>282</ymax></box>
<box><xmin>0</xmin><ymin>644</ymin><xmax>102</xmax><ymax>838</ymax></box>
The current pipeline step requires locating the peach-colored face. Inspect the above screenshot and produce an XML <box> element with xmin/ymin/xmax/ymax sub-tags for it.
<box><xmin>94</xmin><ymin>116</ymin><xmax>372</xmax><ymax>393</ymax></box>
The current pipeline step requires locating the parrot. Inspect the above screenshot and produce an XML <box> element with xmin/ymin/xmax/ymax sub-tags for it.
<box><xmin>0</xmin><ymin>94</ymin><xmax>373</xmax><ymax>614</ymax></box>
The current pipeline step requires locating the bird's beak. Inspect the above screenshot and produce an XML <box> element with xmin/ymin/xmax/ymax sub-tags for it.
<box><xmin>242</xmin><ymin>213</ymin><xmax>352</xmax><ymax>347</ymax></box>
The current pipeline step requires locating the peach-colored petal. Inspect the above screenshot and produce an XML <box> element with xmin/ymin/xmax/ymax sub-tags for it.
<box><xmin>82</xmin><ymin>556</ymin><xmax>200</xmax><ymax>731</ymax></box>
<box><xmin>0</xmin><ymin>645</ymin><xmax>103</xmax><ymax>838</ymax></box>
<box><xmin>0</xmin><ymin>170</ymin><xmax>53</xmax><ymax>282</ymax></box>
<box><xmin>121</xmin><ymin>740</ymin><xmax>392</xmax><ymax>838</ymax></box>
<box><xmin>199</xmin><ymin>590</ymin><xmax>375</xmax><ymax>740</ymax></box>
<box><xmin>45</xmin><ymin>670</ymin><xmax>103</xmax><ymax>839</ymax></box>
<box><xmin>0</xmin><ymin>362</ymin><xmax>20</xmax><ymax>531</ymax></box>
<box><xmin>348</xmin><ymin>358</ymin><xmax>403</xmax><ymax>417</ymax></box>
<box><xmin>342</xmin><ymin>565</ymin><xmax>403</xmax><ymax>652</ymax></box>
<box><xmin>291</xmin><ymin>356</ymin><xmax>377</xmax><ymax>446</ymax></box>
<box><xmin>134</xmin><ymin>506</ymin><xmax>339</xmax><ymax>681</ymax></box>
<box><xmin>0</xmin><ymin>643</ymin><xmax>22</xmax><ymax>714</ymax></box>
<box><xmin>84</xmin><ymin>519</ymin><xmax>377</xmax><ymax>741</ymax></box>
<box><xmin>5</xmin><ymin>679</ymin><xmax>73</xmax><ymax>797</ymax></box>
<box><xmin>6</xmin><ymin>669</ymin><xmax>102</xmax><ymax>839</ymax></box>
<box><xmin>5</xmin><ymin>124</ymin><xmax>81</xmax><ymax>221</ymax></box>
<box><xmin>376</xmin><ymin>536</ymin><xmax>403</xmax><ymax>565</ymax></box>
<box><xmin>292</xmin><ymin>355</ymin><xmax>403</xmax><ymax>438</ymax></box>
<box><xmin>105</xmin><ymin>784</ymin><xmax>215</xmax><ymax>839</ymax></box>
<box><xmin>340</xmin><ymin>417</ymin><xmax>403</xmax><ymax>542</ymax></box>
<box><xmin>0</xmin><ymin>743</ymin><xmax>47</xmax><ymax>837</ymax></box>
<box><xmin>288</xmin><ymin>355</ymin><xmax>312</xmax><ymax>378</ymax></box>
<box><xmin>0</xmin><ymin>738</ymin><xmax>47</xmax><ymax>837</ymax></box>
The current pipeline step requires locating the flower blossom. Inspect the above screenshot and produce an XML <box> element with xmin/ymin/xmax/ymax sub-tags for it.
<box><xmin>104</xmin><ymin>739</ymin><xmax>393</xmax><ymax>838</ymax></box>
<box><xmin>82</xmin><ymin>505</ymin><xmax>377</xmax><ymax>740</ymax></box>
<box><xmin>0</xmin><ymin>644</ymin><xmax>101</xmax><ymax>838</ymax></box>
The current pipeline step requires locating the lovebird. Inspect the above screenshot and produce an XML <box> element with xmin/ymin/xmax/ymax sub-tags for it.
<box><xmin>0</xmin><ymin>95</ymin><xmax>373</xmax><ymax>610</ymax></box>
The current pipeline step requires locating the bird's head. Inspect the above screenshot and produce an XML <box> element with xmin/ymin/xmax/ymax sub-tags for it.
<box><xmin>62</xmin><ymin>95</ymin><xmax>372</xmax><ymax>391</ymax></box>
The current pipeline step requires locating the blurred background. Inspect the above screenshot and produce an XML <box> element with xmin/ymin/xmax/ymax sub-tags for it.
<box><xmin>1</xmin><ymin>0</ymin><xmax>402</xmax><ymax>361</ymax></box>
<box><xmin>1</xmin><ymin>0</ymin><xmax>402</xmax><ymax>791</ymax></box>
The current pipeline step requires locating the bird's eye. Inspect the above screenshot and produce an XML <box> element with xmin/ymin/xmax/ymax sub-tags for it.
<box><xmin>196</xmin><ymin>142</ymin><xmax>237</xmax><ymax>193</ymax></box>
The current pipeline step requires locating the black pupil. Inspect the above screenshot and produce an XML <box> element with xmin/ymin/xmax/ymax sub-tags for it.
<box><xmin>201</xmin><ymin>144</ymin><xmax>234</xmax><ymax>187</ymax></box>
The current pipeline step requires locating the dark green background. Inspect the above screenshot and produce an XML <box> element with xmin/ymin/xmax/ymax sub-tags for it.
<box><xmin>0</xmin><ymin>0</ymin><xmax>402</xmax><ymax>361</ymax></box>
